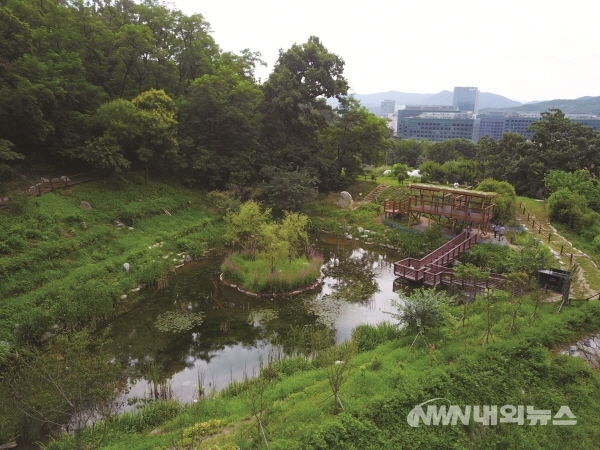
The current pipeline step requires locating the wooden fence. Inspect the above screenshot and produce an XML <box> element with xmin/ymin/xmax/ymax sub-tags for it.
<box><xmin>518</xmin><ymin>202</ymin><xmax>576</xmax><ymax>264</ymax></box>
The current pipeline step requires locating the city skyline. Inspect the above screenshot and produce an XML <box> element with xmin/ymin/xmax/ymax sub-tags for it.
<box><xmin>174</xmin><ymin>0</ymin><xmax>600</xmax><ymax>103</ymax></box>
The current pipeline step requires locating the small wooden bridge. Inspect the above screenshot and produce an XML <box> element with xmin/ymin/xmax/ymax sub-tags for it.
<box><xmin>393</xmin><ymin>229</ymin><xmax>505</xmax><ymax>290</ymax></box>
<box><xmin>393</xmin><ymin>230</ymin><xmax>477</xmax><ymax>283</ymax></box>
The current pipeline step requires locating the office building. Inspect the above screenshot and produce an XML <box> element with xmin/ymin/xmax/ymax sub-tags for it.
<box><xmin>474</xmin><ymin>112</ymin><xmax>600</xmax><ymax>141</ymax></box>
<box><xmin>453</xmin><ymin>87</ymin><xmax>480</xmax><ymax>114</ymax></box>
<box><xmin>398</xmin><ymin>112</ymin><xmax>476</xmax><ymax>142</ymax></box>
<box><xmin>380</xmin><ymin>99</ymin><xmax>396</xmax><ymax>116</ymax></box>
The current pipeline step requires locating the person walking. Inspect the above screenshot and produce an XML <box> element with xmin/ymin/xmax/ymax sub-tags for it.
<box><xmin>492</xmin><ymin>223</ymin><xmax>498</xmax><ymax>239</ymax></box>
<box><xmin>499</xmin><ymin>225</ymin><xmax>506</xmax><ymax>241</ymax></box>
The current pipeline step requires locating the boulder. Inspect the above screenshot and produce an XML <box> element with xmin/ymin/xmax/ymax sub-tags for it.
<box><xmin>80</xmin><ymin>201</ymin><xmax>92</xmax><ymax>210</ymax></box>
<box><xmin>337</xmin><ymin>191</ymin><xmax>353</xmax><ymax>209</ymax></box>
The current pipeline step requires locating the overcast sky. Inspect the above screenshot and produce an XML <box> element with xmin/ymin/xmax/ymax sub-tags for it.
<box><xmin>174</xmin><ymin>0</ymin><xmax>600</xmax><ymax>103</ymax></box>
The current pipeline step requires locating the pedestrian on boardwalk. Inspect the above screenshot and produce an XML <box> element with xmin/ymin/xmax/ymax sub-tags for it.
<box><xmin>467</xmin><ymin>224</ymin><xmax>473</xmax><ymax>235</ymax></box>
<box><xmin>433</xmin><ymin>196</ymin><xmax>439</xmax><ymax>211</ymax></box>
<box><xmin>492</xmin><ymin>223</ymin><xmax>498</xmax><ymax>239</ymax></box>
<box><xmin>499</xmin><ymin>225</ymin><xmax>506</xmax><ymax>241</ymax></box>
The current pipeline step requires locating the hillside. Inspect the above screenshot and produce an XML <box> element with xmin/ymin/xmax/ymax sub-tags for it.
<box><xmin>488</xmin><ymin>96</ymin><xmax>600</xmax><ymax>115</ymax></box>
<box><xmin>351</xmin><ymin>90</ymin><xmax>522</xmax><ymax>112</ymax></box>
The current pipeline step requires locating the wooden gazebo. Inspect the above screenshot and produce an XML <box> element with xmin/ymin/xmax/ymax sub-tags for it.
<box><xmin>384</xmin><ymin>184</ymin><xmax>497</xmax><ymax>234</ymax></box>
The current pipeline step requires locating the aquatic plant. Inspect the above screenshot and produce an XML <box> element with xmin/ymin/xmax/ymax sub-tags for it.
<box><xmin>155</xmin><ymin>311</ymin><xmax>204</xmax><ymax>333</ymax></box>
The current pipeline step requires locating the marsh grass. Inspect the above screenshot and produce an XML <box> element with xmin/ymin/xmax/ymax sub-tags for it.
<box><xmin>221</xmin><ymin>253</ymin><xmax>323</xmax><ymax>293</ymax></box>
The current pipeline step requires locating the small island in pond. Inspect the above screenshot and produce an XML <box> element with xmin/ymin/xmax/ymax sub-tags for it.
<box><xmin>220</xmin><ymin>201</ymin><xmax>323</xmax><ymax>295</ymax></box>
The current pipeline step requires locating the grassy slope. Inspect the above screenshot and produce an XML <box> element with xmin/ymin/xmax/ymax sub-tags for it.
<box><xmin>43</xmin><ymin>188</ymin><xmax>600</xmax><ymax>450</ymax></box>
<box><xmin>49</xmin><ymin>299</ymin><xmax>600</xmax><ymax>450</ymax></box>
<box><xmin>518</xmin><ymin>197</ymin><xmax>600</xmax><ymax>292</ymax></box>
<box><xmin>0</xmin><ymin>177</ymin><xmax>225</xmax><ymax>349</ymax></box>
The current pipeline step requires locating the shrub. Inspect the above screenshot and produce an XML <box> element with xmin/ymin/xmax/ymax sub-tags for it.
<box><xmin>352</xmin><ymin>322</ymin><xmax>399</xmax><ymax>352</ymax></box>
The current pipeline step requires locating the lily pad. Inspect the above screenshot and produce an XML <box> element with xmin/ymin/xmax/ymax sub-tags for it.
<box><xmin>155</xmin><ymin>311</ymin><xmax>204</xmax><ymax>333</ymax></box>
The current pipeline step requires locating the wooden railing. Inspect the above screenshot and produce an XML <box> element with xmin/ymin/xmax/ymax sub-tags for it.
<box><xmin>394</xmin><ymin>231</ymin><xmax>477</xmax><ymax>282</ymax></box>
<box><xmin>423</xmin><ymin>264</ymin><xmax>504</xmax><ymax>289</ymax></box>
<box><xmin>383</xmin><ymin>199</ymin><xmax>409</xmax><ymax>217</ymax></box>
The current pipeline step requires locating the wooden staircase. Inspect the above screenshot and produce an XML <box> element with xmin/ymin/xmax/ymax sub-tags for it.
<box><xmin>362</xmin><ymin>184</ymin><xmax>387</xmax><ymax>203</ymax></box>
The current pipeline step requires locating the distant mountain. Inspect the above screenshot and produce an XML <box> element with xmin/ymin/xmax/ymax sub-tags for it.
<box><xmin>491</xmin><ymin>96</ymin><xmax>600</xmax><ymax>115</ymax></box>
<box><xmin>417</xmin><ymin>91</ymin><xmax>522</xmax><ymax>109</ymax></box>
<box><xmin>351</xmin><ymin>91</ymin><xmax>434</xmax><ymax>107</ymax></box>
<box><xmin>350</xmin><ymin>90</ymin><xmax>522</xmax><ymax>112</ymax></box>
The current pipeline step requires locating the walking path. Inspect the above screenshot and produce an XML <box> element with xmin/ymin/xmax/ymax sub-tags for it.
<box><xmin>517</xmin><ymin>202</ymin><xmax>600</xmax><ymax>298</ymax></box>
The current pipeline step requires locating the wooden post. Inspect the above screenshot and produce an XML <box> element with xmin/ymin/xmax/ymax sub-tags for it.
<box><xmin>538</xmin><ymin>226</ymin><xmax>542</xmax><ymax>234</ymax></box>
<box><xmin>548</xmin><ymin>233</ymin><xmax>551</xmax><ymax>243</ymax></box>
<box><xmin>37</xmin><ymin>185</ymin><xmax>41</xmax><ymax>196</ymax></box>
<box><xmin>570</xmin><ymin>254</ymin><xmax>574</xmax><ymax>265</ymax></box>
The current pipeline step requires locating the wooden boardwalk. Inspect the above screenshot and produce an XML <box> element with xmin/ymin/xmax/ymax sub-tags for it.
<box><xmin>393</xmin><ymin>231</ymin><xmax>479</xmax><ymax>283</ymax></box>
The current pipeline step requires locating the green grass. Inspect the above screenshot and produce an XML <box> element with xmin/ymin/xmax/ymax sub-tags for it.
<box><xmin>221</xmin><ymin>253</ymin><xmax>323</xmax><ymax>293</ymax></box>
<box><xmin>0</xmin><ymin>178</ymin><xmax>225</xmax><ymax>350</ymax></box>
<box><xmin>44</xmin><ymin>296</ymin><xmax>600</xmax><ymax>450</ymax></box>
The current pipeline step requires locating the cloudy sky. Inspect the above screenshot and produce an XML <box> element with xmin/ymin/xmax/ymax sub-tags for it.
<box><xmin>174</xmin><ymin>0</ymin><xmax>599</xmax><ymax>103</ymax></box>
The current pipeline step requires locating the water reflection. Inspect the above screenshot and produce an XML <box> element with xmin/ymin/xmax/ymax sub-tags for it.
<box><xmin>106</xmin><ymin>235</ymin><xmax>403</xmax><ymax>404</ymax></box>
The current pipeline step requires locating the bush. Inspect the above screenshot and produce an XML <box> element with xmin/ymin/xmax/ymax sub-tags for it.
<box><xmin>546</xmin><ymin>188</ymin><xmax>588</xmax><ymax>229</ymax></box>
<box><xmin>352</xmin><ymin>322</ymin><xmax>399</xmax><ymax>352</ymax></box>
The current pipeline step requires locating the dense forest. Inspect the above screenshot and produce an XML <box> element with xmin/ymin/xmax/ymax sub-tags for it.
<box><xmin>2</xmin><ymin>0</ymin><xmax>600</xmax><ymax>205</ymax></box>
<box><xmin>0</xmin><ymin>0</ymin><xmax>391</xmax><ymax>192</ymax></box>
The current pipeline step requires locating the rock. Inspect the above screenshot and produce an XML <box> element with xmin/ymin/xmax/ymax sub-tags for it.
<box><xmin>40</xmin><ymin>177</ymin><xmax>50</xmax><ymax>183</ymax></box>
<box><xmin>120</xmin><ymin>294</ymin><xmax>127</xmax><ymax>300</ymax></box>
<box><xmin>383</xmin><ymin>169</ymin><xmax>392</xmax><ymax>175</ymax></box>
<box><xmin>81</xmin><ymin>221</ymin><xmax>87</xmax><ymax>230</ymax></box>
<box><xmin>586</xmin><ymin>339</ymin><xmax>597</xmax><ymax>349</ymax></box>
<box><xmin>571</xmin><ymin>351</ymin><xmax>582</xmax><ymax>357</ymax></box>
<box><xmin>40</xmin><ymin>331</ymin><xmax>53</xmax><ymax>343</ymax></box>
<box><xmin>594</xmin><ymin>337</ymin><xmax>600</xmax><ymax>347</ymax></box>
<box><xmin>131</xmin><ymin>287</ymin><xmax>140</xmax><ymax>292</ymax></box>
<box><xmin>123</xmin><ymin>262</ymin><xmax>130</xmax><ymax>274</ymax></box>
<box><xmin>80</xmin><ymin>201</ymin><xmax>92</xmax><ymax>210</ymax></box>
<box><xmin>184</xmin><ymin>255</ymin><xmax>192</xmax><ymax>263</ymax></box>
<box><xmin>337</xmin><ymin>191</ymin><xmax>353</xmax><ymax>209</ymax></box>
<box><xmin>357</xmin><ymin>227</ymin><xmax>364</xmax><ymax>233</ymax></box>
<box><xmin>115</xmin><ymin>221</ymin><xmax>124</xmax><ymax>227</ymax></box>
<box><xmin>570</xmin><ymin>345</ymin><xmax>578</xmax><ymax>352</ymax></box>
<box><xmin>128</xmin><ymin>227</ymin><xmax>134</xmax><ymax>230</ymax></box>
<box><xmin>345</xmin><ymin>234</ymin><xmax>353</xmax><ymax>240</ymax></box>
<box><xmin>361</xmin><ymin>235</ymin><xmax>369</xmax><ymax>238</ymax></box>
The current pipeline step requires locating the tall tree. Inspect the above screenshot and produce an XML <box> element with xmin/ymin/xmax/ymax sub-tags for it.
<box><xmin>260</xmin><ymin>36</ymin><xmax>348</xmax><ymax>184</ymax></box>
<box><xmin>321</xmin><ymin>98</ymin><xmax>389</xmax><ymax>183</ymax></box>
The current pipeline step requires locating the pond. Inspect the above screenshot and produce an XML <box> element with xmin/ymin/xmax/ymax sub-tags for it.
<box><xmin>106</xmin><ymin>234</ymin><xmax>406</xmax><ymax>406</ymax></box>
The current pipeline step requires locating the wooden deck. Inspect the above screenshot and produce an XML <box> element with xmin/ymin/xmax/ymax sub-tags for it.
<box><xmin>384</xmin><ymin>184</ymin><xmax>497</xmax><ymax>233</ymax></box>
<box><xmin>393</xmin><ymin>231</ymin><xmax>479</xmax><ymax>283</ymax></box>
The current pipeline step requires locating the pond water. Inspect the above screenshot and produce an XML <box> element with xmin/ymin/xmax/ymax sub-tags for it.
<box><xmin>106</xmin><ymin>234</ymin><xmax>405</xmax><ymax>406</ymax></box>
